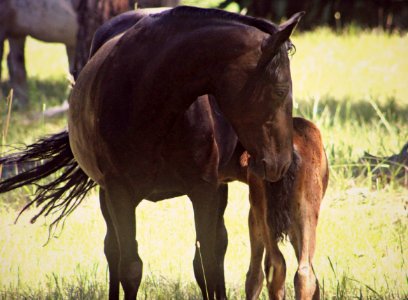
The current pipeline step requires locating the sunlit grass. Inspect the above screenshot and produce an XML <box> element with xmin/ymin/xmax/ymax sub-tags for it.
<box><xmin>0</xmin><ymin>28</ymin><xmax>407</xmax><ymax>298</ymax></box>
<box><xmin>291</xmin><ymin>28</ymin><xmax>408</xmax><ymax>105</ymax></box>
<box><xmin>0</xmin><ymin>185</ymin><xmax>406</xmax><ymax>299</ymax></box>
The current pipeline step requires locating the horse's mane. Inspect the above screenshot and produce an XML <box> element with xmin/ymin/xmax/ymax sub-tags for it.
<box><xmin>152</xmin><ymin>6</ymin><xmax>279</xmax><ymax>35</ymax></box>
<box><xmin>266</xmin><ymin>151</ymin><xmax>300</xmax><ymax>241</ymax></box>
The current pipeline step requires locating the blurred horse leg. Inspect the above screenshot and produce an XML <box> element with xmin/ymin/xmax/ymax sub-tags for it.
<box><xmin>190</xmin><ymin>183</ymin><xmax>227</xmax><ymax>300</ymax></box>
<box><xmin>0</xmin><ymin>32</ymin><xmax>4</xmax><ymax>100</ymax></box>
<box><xmin>100</xmin><ymin>188</ymin><xmax>120</xmax><ymax>300</ymax></box>
<box><xmin>0</xmin><ymin>31</ymin><xmax>4</xmax><ymax>82</ymax></box>
<box><xmin>7</xmin><ymin>37</ymin><xmax>28</xmax><ymax>107</ymax></box>
<box><xmin>104</xmin><ymin>181</ymin><xmax>143</xmax><ymax>300</ymax></box>
<box><xmin>65</xmin><ymin>45</ymin><xmax>76</xmax><ymax>77</ymax></box>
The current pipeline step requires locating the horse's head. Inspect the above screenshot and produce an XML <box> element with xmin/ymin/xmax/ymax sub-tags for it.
<box><xmin>215</xmin><ymin>12</ymin><xmax>303</xmax><ymax>182</ymax></box>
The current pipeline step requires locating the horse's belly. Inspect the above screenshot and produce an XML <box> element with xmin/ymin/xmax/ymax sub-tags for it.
<box><xmin>11</xmin><ymin>0</ymin><xmax>78</xmax><ymax>45</ymax></box>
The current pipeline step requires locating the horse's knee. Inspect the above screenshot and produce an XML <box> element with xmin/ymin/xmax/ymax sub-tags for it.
<box><xmin>294</xmin><ymin>265</ymin><xmax>319</xmax><ymax>300</ymax></box>
<box><xmin>104</xmin><ymin>233</ymin><xmax>119</xmax><ymax>264</ymax></box>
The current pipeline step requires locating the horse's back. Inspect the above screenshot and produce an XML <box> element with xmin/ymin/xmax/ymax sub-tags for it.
<box><xmin>293</xmin><ymin>117</ymin><xmax>329</xmax><ymax>199</ymax></box>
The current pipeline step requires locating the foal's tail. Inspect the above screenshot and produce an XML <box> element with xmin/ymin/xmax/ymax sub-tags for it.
<box><xmin>0</xmin><ymin>131</ymin><xmax>96</xmax><ymax>227</ymax></box>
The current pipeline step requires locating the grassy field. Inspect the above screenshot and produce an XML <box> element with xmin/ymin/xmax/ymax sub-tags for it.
<box><xmin>0</xmin><ymin>18</ymin><xmax>407</xmax><ymax>300</ymax></box>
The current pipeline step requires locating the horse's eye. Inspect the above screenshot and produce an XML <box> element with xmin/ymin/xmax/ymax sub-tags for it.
<box><xmin>274</xmin><ymin>86</ymin><xmax>288</xmax><ymax>99</ymax></box>
<box><xmin>276</xmin><ymin>90</ymin><xmax>285</xmax><ymax>97</ymax></box>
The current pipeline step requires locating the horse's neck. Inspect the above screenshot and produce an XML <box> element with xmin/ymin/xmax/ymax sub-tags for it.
<box><xmin>125</xmin><ymin>18</ymin><xmax>263</xmax><ymax>137</ymax></box>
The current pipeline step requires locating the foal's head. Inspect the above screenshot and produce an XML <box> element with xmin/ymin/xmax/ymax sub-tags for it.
<box><xmin>217</xmin><ymin>12</ymin><xmax>303</xmax><ymax>182</ymax></box>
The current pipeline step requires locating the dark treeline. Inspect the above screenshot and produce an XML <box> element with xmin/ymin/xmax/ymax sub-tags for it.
<box><xmin>218</xmin><ymin>0</ymin><xmax>408</xmax><ymax>30</ymax></box>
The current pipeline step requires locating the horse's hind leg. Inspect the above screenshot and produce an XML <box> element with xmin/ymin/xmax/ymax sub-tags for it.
<box><xmin>190</xmin><ymin>184</ymin><xmax>228</xmax><ymax>300</ymax></box>
<box><xmin>100</xmin><ymin>189</ymin><xmax>120</xmax><ymax>300</ymax></box>
<box><xmin>245</xmin><ymin>207</ymin><xmax>265</xmax><ymax>300</ymax></box>
<box><xmin>104</xmin><ymin>182</ymin><xmax>143</xmax><ymax>300</ymax></box>
<box><xmin>289</xmin><ymin>200</ymin><xmax>320</xmax><ymax>300</ymax></box>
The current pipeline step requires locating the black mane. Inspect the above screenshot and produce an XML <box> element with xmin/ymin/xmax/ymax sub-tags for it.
<box><xmin>266</xmin><ymin>151</ymin><xmax>300</xmax><ymax>241</ymax></box>
<box><xmin>152</xmin><ymin>6</ymin><xmax>279</xmax><ymax>35</ymax></box>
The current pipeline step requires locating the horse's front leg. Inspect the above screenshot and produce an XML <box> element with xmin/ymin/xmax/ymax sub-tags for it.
<box><xmin>104</xmin><ymin>181</ymin><xmax>143</xmax><ymax>300</ymax></box>
<box><xmin>214</xmin><ymin>184</ymin><xmax>228</xmax><ymax>299</ymax></box>
<box><xmin>245</xmin><ymin>207</ymin><xmax>265</xmax><ymax>300</ymax></box>
<box><xmin>190</xmin><ymin>184</ymin><xmax>228</xmax><ymax>300</ymax></box>
<box><xmin>100</xmin><ymin>188</ymin><xmax>120</xmax><ymax>300</ymax></box>
<box><xmin>248</xmin><ymin>173</ymin><xmax>287</xmax><ymax>300</ymax></box>
<box><xmin>263</xmin><ymin>242</ymin><xmax>286</xmax><ymax>300</ymax></box>
<box><xmin>289</xmin><ymin>198</ymin><xmax>320</xmax><ymax>300</ymax></box>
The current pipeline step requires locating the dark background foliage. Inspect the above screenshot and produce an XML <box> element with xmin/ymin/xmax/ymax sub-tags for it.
<box><xmin>218</xmin><ymin>0</ymin><xmax>408</xmax><ymax>30</ymax></box>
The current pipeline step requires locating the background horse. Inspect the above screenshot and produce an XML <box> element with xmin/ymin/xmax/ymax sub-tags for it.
<box><xmin>0</xmin><ymin>0</ymin><xmax>171</xmax><ymax>107</ymax></box>
<box><xmin>0</xmin><ymin>0</ymin><xmax>78</xmax><ymax>106</ymax></box>
<box><xmin>242</xmin><ymin>118</ymin><xmax>329</xmax><ymax>300</ymax></box>
<box><xmin>0</xmin><ymin>7</ymin><xmax>303</xmax><ymax>299</ymax></box>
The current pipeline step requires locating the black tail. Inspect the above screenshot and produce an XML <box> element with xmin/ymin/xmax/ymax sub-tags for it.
<box><xmin>0</xmin><ymin>131</ymin><xmax>96</xmax><ymax>227</ymax></box>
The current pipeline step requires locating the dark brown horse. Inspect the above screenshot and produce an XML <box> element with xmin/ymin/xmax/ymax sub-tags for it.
<box><xmin>70</xmin><ymin>7</ymin><xmax>303</xmax><ymax>299</ymax></box>
<box><xmin>0</xmin><ymin>7</ymin><xmax>303</xmax><ymax>299</ymax></box>
<box><xmin>240</xmin><ymin>118</ymin><xmax>329</xmax><ymax>300</ymax></box>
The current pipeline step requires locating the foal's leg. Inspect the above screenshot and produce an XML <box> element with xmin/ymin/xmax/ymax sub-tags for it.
<box><xmin>104</xmin><ymin>182</ymin><xmax>143</xmax><ymax>300</ymax></box>
<box><xmin>289</xmin><ymin>199</ymin><xmax>320</xmax><ymax>300</ymax></box>
<box><xmin>190</xmin><ymin>184</ymin><xmax>227</xmax><ymax>300</ymax></box>
<box><xmin>7</xmin><ymin>37</ymin><xmax>28</xmax><ymax>108</ymax></box>
<box><xmin>247</xmin><ymin>174</ymin><xmax>287</xmax><ymax>300</ymax></box>
<box><xmin>263</xmin><ymin>240</ymin><xmax>286</xmax><ymax>300</ymax></box>
<box><xmin>245</xmin><ymin>207</ymin><xmax>265</xmax><ymax>300</ymax></box>
<box><xmin>100</xmin><ymin>188</ymin><xmax>120</xmax><ymax>300</ymax></box>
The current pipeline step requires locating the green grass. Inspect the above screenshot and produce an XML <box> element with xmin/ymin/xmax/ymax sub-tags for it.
<box><xmin>0</xmin><ymin>27</ymin><xmax>407</xmax><ymax>299</ymax></box>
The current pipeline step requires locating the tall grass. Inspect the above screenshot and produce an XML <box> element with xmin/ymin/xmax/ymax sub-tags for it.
<box><xmin>0</xmin><ymin>27</ymin><xmax>407</xmax><ymax>299</ymax></box>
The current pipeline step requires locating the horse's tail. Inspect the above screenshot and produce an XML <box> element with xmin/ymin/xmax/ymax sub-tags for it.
<box><xmin>265</xmin><ymin>152</ymin><xmax>299</xmax><ymax>242</ymax></box>
<box><xmin>0</xmin><ymin>130</ymin><xmax>96</xmax><ymax>227</ymax></box>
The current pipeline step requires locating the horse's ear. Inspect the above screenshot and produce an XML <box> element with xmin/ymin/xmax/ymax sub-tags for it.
<box><xmin>261</xmin><ymin>11</ymin><xmax>305</xmax><ymax>61</ymax></box>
